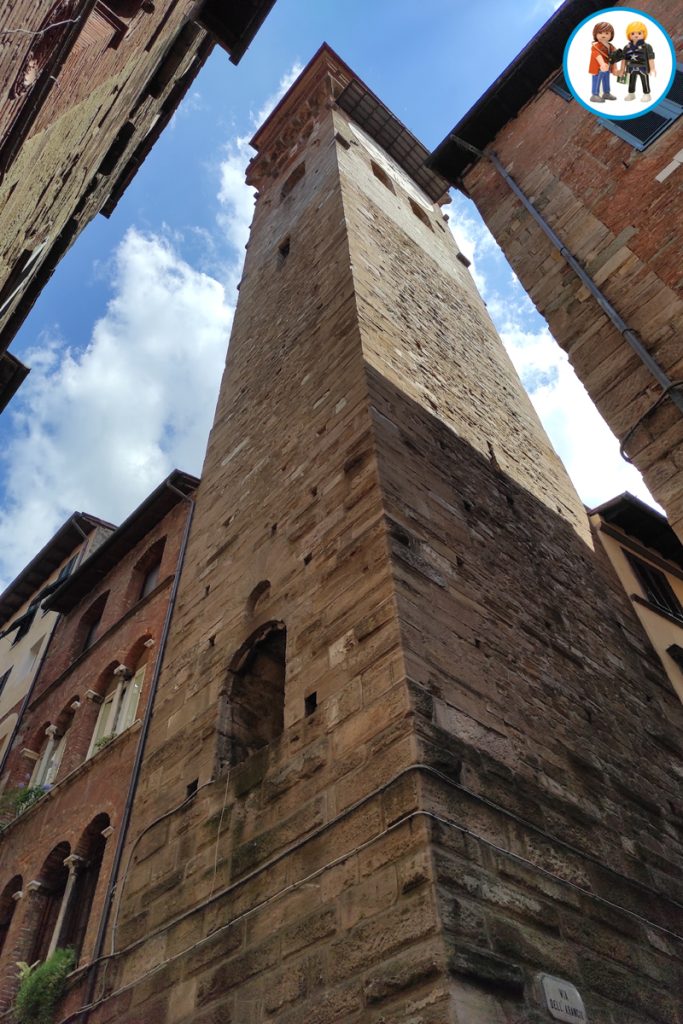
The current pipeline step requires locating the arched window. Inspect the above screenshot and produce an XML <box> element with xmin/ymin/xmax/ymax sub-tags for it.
<box><xmin>28</xmin><ymin>843</ymin><xmax>70</xmax><ymax>963</ymax></box>
<box><xmin>87</xmin><ymin>656</ymin><xmax>145</xmax><ymax>757</ymax></box>
<box><xmin>77</xmin><ymin>592</ymin><xmax>109</xmax><ymax>654</ymax></box>
<box><xmin>133</xmin><ymin>537</ymin><xmax>165</xmax><ymax>602</ymax></box>
<box><xmin>57</xmin><ymin>814</ymin><xmax>109</xmax><ymax>962</ymax></box>
<box><xmin>217</xmin><ymin>622</ymin><xmax>286</xmax><ymax>772</ymax></box>
<box><xmin>29</xmin><ymin>698</ymin><xmax>77</xmax><ymax>789</ymax></box>
<box><xmin>0</xmin><ymin>876</ymin><xmax>22</xmax><ymax>956</ymax></box>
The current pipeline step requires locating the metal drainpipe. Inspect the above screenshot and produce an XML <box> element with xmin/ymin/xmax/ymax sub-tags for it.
<box><xmin>448</xmin><ymin>135</ymin><xmax>683</xmax><ymax>420</ymax></box>
<box><xmin>80</xmin><ymin>485</ymin><xmax>195</xmax><ymax>1022</ymax></box>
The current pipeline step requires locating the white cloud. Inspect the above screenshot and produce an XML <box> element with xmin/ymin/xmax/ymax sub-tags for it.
<box><xmin>448</xmin><ymin>192</ymin><xmax>657</xmax><ymax>511</ymax></box>
<box><xmin>0</xmin><ymin>61</ymin><xmax>307</xmax><ymax>592</ymax></box>
<box><xmin>0</xmin><ymin>229</ymin><xmax>232</xmax><ymax>590</ymax></box>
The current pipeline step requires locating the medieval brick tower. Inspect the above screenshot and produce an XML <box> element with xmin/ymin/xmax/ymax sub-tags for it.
<box><xmin>79</xmin><ymin>47</ymin><xmax>682</xmax><ymax>1024</ymax></box>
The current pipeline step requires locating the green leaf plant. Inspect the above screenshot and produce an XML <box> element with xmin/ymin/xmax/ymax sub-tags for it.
<box><xmin>14</xmin><ymin>948</ymin><xmax>76</xmax><ymax>1024</ymax></box>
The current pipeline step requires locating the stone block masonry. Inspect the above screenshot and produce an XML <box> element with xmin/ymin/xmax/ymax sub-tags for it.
<box><xmin>454</xmin><ymin>0</ymin><xmax>683</xmax><ymax>540</ymax></box>
<box><xmin>59</xmin><ymin>46</ymin><xmax>683</xmax><ymax>1024</ymax></box>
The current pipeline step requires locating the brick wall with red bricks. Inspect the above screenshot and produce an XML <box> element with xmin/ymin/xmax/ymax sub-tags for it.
<box><xmin>456</xmin><ymin>0</ymin><xmax>683</xmax><ymax>539</ymax></box>
<box><xmin>0</xmin><ymin>492</ymin><xmax>191</xmax><ymax>1011</ymax></box>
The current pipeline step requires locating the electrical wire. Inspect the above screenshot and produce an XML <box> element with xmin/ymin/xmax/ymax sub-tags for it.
<box><xmin>0</xmin><ymin>18</ymin><xmax>80</xmax><ymax>39</ymax></box>
<box><xmin>53</xmin><ymin>762</ymin><xmax>683</xmax><ymax>1023</ymax></box>
<box><xmin>54</xmin><ymin>800</ymin><xmax>683</xmax><ymax>1024</ymax></box>
<box><xmin>619</xmin><ymin>381</ymin><xmax>683</xmax><ymax>462</ymax></box>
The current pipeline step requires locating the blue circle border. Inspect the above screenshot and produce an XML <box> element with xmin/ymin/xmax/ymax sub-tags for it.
<box><xmin>562</xmin><ymin>6</ymin><xmax>676</xmax><ymax>120</ymax></box>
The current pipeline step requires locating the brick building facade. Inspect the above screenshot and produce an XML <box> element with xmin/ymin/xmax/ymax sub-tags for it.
<box><xmin>0</xmin><ymin>470</ymin><xmax>196</xmax><ymax>1012</ymax></box>
<box><xmin>0</xmin><ymin>513</ymin><xmax>113</xmax><ymax>772</ymax></box>
<box><xmin>0</xmin><ymin>0</ymin><xmax>276</xmax><ymax>411</ymax></box>
<box><xmin>430</xmin><ymin>0</ymin><xmax>683</xmax><ymax>541</ymax></box>
<box><xmin>21</xmin><ymin>46</ymin><xmax>679</xmax><ymax>1024</ymax></box>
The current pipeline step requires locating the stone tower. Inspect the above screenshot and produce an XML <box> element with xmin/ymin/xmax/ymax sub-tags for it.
<box><xmin>87</xmin><ymin>47</ymin><xmax>682</xmax><ymax>1024</ymax></box>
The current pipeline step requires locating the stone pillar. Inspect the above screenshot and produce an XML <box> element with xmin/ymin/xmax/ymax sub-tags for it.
<box><xmin>47</xmin><ymin>854</ymin><xmax>84</xmax><ymax>958</ymax></box>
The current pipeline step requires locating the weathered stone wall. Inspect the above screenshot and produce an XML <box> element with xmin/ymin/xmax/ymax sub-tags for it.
<box><xmin>339</xmin><ymin>103</ymin><xmax>683</xmax><ymax>1023</ymax></box>
<box><xmin>461</xmin><ymin>0</ymin><xmax>683</xmax><ymax>538</ymax></box>
<box><xmin>64</xmin><ymin>50</ymin><xmax>683</xmax><ymax>1024</ymax></box>
<box><xmin>0</xmin><ymin>0</ymin><xmax>213</xmax><ymax>367</ymax></box>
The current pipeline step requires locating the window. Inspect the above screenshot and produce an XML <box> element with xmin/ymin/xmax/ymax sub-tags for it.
<box><xmin>371</xmin><ymin>160</ymin><xmax>396</xmax><ymax>193</ymax></box>
<box><xmin>131</xmin><ymin>537</ymin><xmax>165</xmax><ymax>603</ymax></box>
<box><xmin>0</xmin><ymin>668</ymin><xmax>11</xmax><ymax>698</ymax></box>
<box><xmin>8</xmin><ymin>601</ymin><xmax>39</xmax><ymax>646</ymax></box>
<box><xmin>550</xmin><ymin>66</ymin><xmax>683</xmax><ymax>150</ymax></box>
<box><xmin>667</xmin><ymin>644</ymin><xmax>683</xmax><ymax>669</ymax></box>
<box><xmin>0</xmin><ymin>244</ymin><xmax>48</xmax><ymax>319</ymax></box>
<box><xmin>550</xmin><ymin>71</ymin><xmax>572</xmax><ymax>102</ymax></box>
<box><xmin>87</xmin><ymin>664</ymin><xmax>144</xmax><ymax>756</ymax></box>
<box><xmin>82</xmin><ymin>617</ymin><xmax>101</xmax><ymax>652</ymax></box>
<box><xmin>78</xmin><ymin>592</ymin><xmax>108</xmax><ymax>654</ymax></box>
<box><xmin>41</xmin><ymin>555</ymin><xmax>78</xmax><ymax>615</ymax></box>
<box><xmin>28</xmin><ymin>843</ymin><xmax>70</xmax><ymax>964</ymax></box>
<box><xmin>57</xmin><ymin>555</ymin><xmax>78</xmax><ymax>582</ymax></box>
<box><xmin>280</xmin><ymin>162</ymin><xmax>305</xmax><ymax>200</ymax></box>
<box><xmin>409</xmin><ymin>198</ymin><xmax>433</xmax><ymax>230</ymax></box>
<box><xmin>57</xmin><ymin>814</ymin><xmax>109</xmax><ymax>962</ymax></box>
<box><xmin>25</xmin><ymin>636</ymin><xmax>46</xmax><ymax>677</ymax></box>
<box><xmin>601</xmin><ymin>86</ymin><xmax>683</xmax><ymax>150</ymax></box>
<box><xmin>140</xmin><ymin>561</ymin><xmax>160</xmax><ymax>599</ymax></box>
<box><xmin>625</xmin><ymin>551</ymin><xmax>683</xmax><ymax>621</ymax></box>
<box><xmin>30</xmin><ymin>723</ymin><xmax>69</xmax><ymax>789</ymax></box>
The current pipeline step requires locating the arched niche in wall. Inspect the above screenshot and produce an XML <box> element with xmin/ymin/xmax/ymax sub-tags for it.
<box><xmin>216</xmin><ymin>621</ymin><xmax>286</xmax><ymax>773</ymax></box>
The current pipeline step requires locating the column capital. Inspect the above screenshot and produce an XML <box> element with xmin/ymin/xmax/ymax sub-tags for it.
<box><xmin>63</xmin><ymin>853</ymin><xmax>85</xmax><ymax>873</ymax></box>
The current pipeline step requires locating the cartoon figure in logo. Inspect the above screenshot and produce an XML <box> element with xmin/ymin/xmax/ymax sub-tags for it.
<box><xmin>588</xmin><ymin>21</ymin><xmax>617</xmax><ymax>103</ymax></box>
<box><xmin>620</xmin><ymin>20</ymin><xmax>656</xmax><ymax>102</ymax></box>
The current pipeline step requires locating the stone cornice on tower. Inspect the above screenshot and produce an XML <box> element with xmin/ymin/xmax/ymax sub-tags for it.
<box><xmin>246</xmin><ymin>44</ymin><xmax>353</xmax><ymax>191</ymax></box>
<box><xmin>246</xmin><ymin>43</ymin><xmax>450</xmax><ymax>202</ymax></box>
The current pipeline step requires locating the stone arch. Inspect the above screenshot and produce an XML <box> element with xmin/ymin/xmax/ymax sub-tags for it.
<box><xmin>128</xmin><ymin>536</ymin><xmax>166</xmax><ymax>604</ymax></box>
<box><xmin>123</xmin><ymin>635</ymin><xmax>153</xmax><ymax>672</ymax></box>
<box><xmin>93</xmin><ymin>659</ymin><xmax>121</xmax><ymax>700</ymax></box>
<box><xmin>59</xmin><ymin>813</ymin><xmax>110</xmax><ymax>962</ymax></box>
<box><xmin>76</xmin><ymin>591</ymin><xmax>109</xmax><ymax>653</ymax></box>
<box><xmin>29</xmin><ymin>841</ymin><xmax>70</xmax><ymax>963</ymax></box>
<box><xmin>0</xmin><ymin>875</ymin><xmax>22</xmax><ymax>956</ymax></box>
<box><xmin>216</xmin><ymin>621</ymin><xmax>287</xmax><ymax>773</ymax></box>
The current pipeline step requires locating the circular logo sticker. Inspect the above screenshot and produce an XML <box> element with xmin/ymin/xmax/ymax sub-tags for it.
<box><xmin>563</xmin><ymin>7</ymin><xmax>676</xmax><ymax>119</ymax></box>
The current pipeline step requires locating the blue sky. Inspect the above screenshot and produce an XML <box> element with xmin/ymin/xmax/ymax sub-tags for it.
<box><xmin>0</xmin><ymin>0</ymin><xmax>653</xmax><ymax>589</ymax></box>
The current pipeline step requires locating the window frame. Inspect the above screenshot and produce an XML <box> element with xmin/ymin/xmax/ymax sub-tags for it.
<box><xmin>86</xmin><ymin>664</ymin><xmax>145</xmax><ymax>757</ymax></box>
<box><xmin>624</xmin><ymin>549</ymin><xmax>683</xmax><ymax>623</ymax></box>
